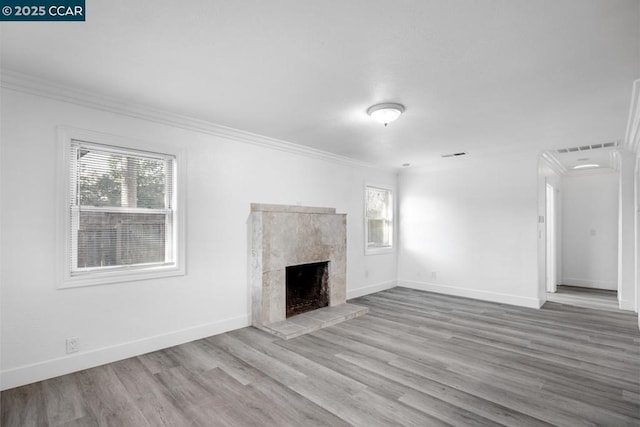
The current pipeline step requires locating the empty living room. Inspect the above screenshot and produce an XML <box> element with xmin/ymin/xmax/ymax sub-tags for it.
<box><xmin>1</xmin><ymin>1</ymin><xmax>639</xmax><ymax>426</ymax></box>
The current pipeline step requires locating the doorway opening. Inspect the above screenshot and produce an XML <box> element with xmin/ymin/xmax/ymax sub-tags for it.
<box><xmin>539</xmin><ymin>146</ymin><xmax>621</xmax><ymax>311</ymax></box>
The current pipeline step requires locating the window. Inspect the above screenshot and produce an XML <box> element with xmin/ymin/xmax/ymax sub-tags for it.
<box><xmin>365</xmin><ymin>185</ymin><xmax>393</xmax><ymax>254</ymax></box>
<box><xmin>59</xmin><ymin>128</ymin><xmax>184</xmax><ymax>287</ymax></box>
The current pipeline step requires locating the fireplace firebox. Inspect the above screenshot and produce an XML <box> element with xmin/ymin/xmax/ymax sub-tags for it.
<box><xmin>286</xmin><ymin>261</ymin><xmax>329</xmax><ymax>317</ymax></box>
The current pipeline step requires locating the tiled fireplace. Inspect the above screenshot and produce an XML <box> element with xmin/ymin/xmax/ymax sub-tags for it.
<box><xmin>249</xmin><ymin>203</ymin><xmax>368</xmax><ymax>339</ymax></box>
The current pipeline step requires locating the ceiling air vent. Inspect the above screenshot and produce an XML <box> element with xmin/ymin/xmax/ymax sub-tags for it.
<box><xmin>556</xmin><ymin>141</ymin><xmax>618</xmax><ymax>154</ymax></box>
<box><xmin>441</xmin><ymin>152</ymin><xmax>467</xmax><ymax>158</ymax></box>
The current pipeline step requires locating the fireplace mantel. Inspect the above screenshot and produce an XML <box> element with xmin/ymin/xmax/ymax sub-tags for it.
<box><xmin>249</xmin><ymin>203</ymin><xmax>366</xmax><ymax>339</ymax></box>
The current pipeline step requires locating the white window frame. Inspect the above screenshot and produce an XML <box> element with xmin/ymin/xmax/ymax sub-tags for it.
<box><xmin>364</xmin><ymin>184</ymin><xmax>394</xmax><ymax>255</ymax></box>
<box><xmin>57</xmin><ymin>127</ymin><xmax>186</xmax><ymax>288</ymax></box>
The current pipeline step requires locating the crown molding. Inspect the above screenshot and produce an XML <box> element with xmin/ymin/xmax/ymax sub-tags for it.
<box><xmin>624</xmin><ymin>79</ymin><xmax>640</xmax><ymax>154</ymax></box>
<box><xmin>0</xmin><ymin>69</ymin><xmax>391</xmax><ymax>172</ymax></box>
<box><xmin>540</xmin><ymin>151</ymin><xmax>567</xmax><ymax>175</ymax></box>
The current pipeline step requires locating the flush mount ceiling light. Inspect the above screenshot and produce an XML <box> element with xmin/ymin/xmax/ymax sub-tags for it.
<box><xmin>573</xmin><ymin>164</ymin><xmax>600</xmax><ymax>170</ymax></box>
<box><xmin>367</xmin><ymin>103</ymin><xmax>405</xmax><ymax>126</ymax></box>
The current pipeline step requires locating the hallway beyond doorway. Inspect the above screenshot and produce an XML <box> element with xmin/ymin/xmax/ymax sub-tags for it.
<box><xmin>546</xmin><ymin>285</ymin><xmax>618</xmax><ymax>312</ymax></box>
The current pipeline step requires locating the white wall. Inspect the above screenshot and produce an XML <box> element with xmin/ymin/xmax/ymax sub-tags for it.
<box><xmin>397</xmin><ymin>154</ymin><xmax>540</xmax><ymax>308</ymax></box>
<box><xmin>0</xmin><ymin>88</ymin><xmax>398</xmax><ymax>389</ymax></box>
<box><xmin>561</xmin><ymin>172</ymin><xmax>618</xmax><ymax>290</ymax></box>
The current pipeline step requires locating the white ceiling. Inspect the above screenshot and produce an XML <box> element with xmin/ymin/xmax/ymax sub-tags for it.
<box><xmin>1</xmin><ymin>1</ymin><xmax>639</xmax><ymax>168</ymax></box>
<box><xmin>543</xmin><ymin>141</ymin><xmax>620</xmax><ymax>175</ymax></box>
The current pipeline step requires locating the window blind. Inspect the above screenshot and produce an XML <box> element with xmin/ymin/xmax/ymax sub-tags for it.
<box><xmin>69</xmin><ymin>140</ymin><xmax>176</xmax><ymax>274</ymax></box>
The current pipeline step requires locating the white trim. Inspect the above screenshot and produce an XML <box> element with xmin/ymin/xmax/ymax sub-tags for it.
<box><xmin>73</xmin><ymin>206</ymin><xmax>171</xmax><ymax>215</ymax></box>
<box><xmin>57</xmin><ymin>126</ymin><xmax>187</xmax><ymax>288</ymax></box>
<box><xmin>364</xmin><ymin>183</ymin><xmax>395</xmax><ymax>255</ymax></box>
<box><xmin>0</xmin><ymin>314</ymin><xmax>248</xmax><ymax>391</ymax></box>
<box><xmin>545</xmin><ymin>182</ymin><xmax>557</xmax><ymax>293</ymax></box>
<box><xmin>397</xmin><ymin>280</ymin><xmax>543</xmax><ymax>309</ymax></box>
<box><xmin>347</xmin><ymin>281</ymin><xmax>397</xmax><ymax>300</ymax></box>
<box><xmin>541</xmin><ymin>151</ymin><xmax>568</xmax><ymax>175</ymax></box>
<box><xmin>619</xmin><ymin>297</ymin><xmax>635</xmax><ymax>311</ymax></box>
<box><xmin>561</xmin><ymin>277</ymin><xmax>617</xmax><ymax>290</ymax></box>
<box><xmin>624</xmin><ymin>79</ymin><xmax>640</xmax><ymax>154</ymax></box>
<box><xmin>1</xmin><ymin>70</ymin><xmax>391</xmax><ymax>172</ymax></box>
<box><xmin>365</xmin><ymin>247</ymin><xmax>395</xmax><ymax>256</ymax></box>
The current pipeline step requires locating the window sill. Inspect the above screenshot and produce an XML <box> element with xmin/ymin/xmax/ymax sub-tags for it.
<box><xmin>59</xmin><ymin>264</ymin><xmax>185</xmax><ymax>289</ymax></box>
<box><xmin>365</xmin><ymin>246</ymin><xmax>395</xmax><ymax>256</ymax></box>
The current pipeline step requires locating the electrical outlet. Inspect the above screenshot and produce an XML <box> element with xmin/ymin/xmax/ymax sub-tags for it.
<box><xmin>66</xmin><ymin>337</ymin><xmax>79</xmax><ymax>354</ymax></box>
<box><xmin>431</xmin><ymin>271</ymin><xmax>437</xmax><ymax>280</ymax></box>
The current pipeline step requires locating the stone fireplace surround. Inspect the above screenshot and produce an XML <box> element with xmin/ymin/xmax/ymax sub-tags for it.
<box><xmin>249</xmin><ymin>203</ymin><xmax>368</xmax><ymax>339</ymax></box>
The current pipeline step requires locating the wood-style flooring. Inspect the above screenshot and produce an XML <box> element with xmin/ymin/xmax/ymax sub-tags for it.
<box><xmin>2</xmin><ymin>287</ymin><xmax>640</xmax><ymax>426</ymax></box>
<box><xmin>547</xmin><ymin>285</ymin><xmax>620</xmax><ymax>312</ymax></box>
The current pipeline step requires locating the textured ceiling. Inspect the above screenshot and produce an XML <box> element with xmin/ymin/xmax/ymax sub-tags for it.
<box><xmin>1</xmin><ymin>0</ymin><xmax>639</xmax><ymax>168</ymax></box>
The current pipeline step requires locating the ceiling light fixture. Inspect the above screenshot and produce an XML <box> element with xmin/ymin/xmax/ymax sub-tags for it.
<box><xmin>573</xmin><ymin>164</ymin><xmax>600</xmax><ymax>170</ymax></box>
<box><xmin>367</xmin><ymin>103</ymin><xmax>405</xmax><ymax>126</ymax></box>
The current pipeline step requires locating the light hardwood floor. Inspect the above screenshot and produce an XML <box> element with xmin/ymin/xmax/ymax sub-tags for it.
<box><xmin>2</xmin><ymin>287</ymin><xmax>639</xmax><ymax>426</ymax></box>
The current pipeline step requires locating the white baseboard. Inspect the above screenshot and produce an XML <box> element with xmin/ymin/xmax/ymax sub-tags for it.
<box><xmin>561</xmin><ymin>277</ymin><xmax>617</xmax><ymax>291</ymax></box>
<box><xmin>397</xmin><ymin>280</ymin><xmax>543</xmax><ymax>309</ymax></box>
<box><xmin>619</xmin><ymin>297</ymin><xmax>636</xmax><ymax>311</ymax></box>
<box><xmin>0</xmin><ymin>314</ymin><xmax>249</xmax><ymax>391</ymax></box>
<box><xmin>347</xmin><ymin>280</ymin><xmax>397</xmax><ymax>300</ymax></box>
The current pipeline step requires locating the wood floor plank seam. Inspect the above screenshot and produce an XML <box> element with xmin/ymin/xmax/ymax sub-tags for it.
<box><xmin>2</xmin><ymin>287</ymin><xmax>639</xmax><ymax>426</ymax></box>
